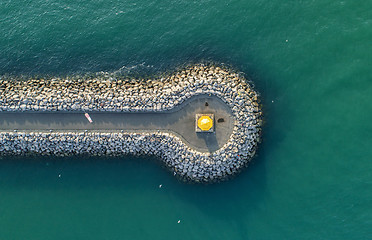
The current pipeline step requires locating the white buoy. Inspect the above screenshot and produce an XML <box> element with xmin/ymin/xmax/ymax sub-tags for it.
<box><xmin>159</xmin><ymin>184</ymin><xmax>162</xmax><ymax>188</ymax></box>
<box><xmin>58</xmin><ymin>174</ymin><xmax>61</xmax><ymax>178</ymax></box>
<box><xmin>177</xmin><ymin>220</ymin><xmax>181</xmax><ymax>224</ymax></box>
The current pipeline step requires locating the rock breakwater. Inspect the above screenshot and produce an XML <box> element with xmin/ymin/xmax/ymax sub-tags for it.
<box><xmin>0</xmin><ymin>64</ymin><xmax>262</xmax><ymax>183</ymax></box>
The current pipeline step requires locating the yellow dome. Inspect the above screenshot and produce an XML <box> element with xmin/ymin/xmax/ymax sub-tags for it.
<box><xmin>198</xmin><ymin>116</ymin><xmax>213</xmax><ymax>131</ymax></box>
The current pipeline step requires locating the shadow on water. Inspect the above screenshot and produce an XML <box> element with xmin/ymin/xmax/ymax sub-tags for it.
<box><xmin>0</xmin><ymin>151</ymin><xmax>266</xmax><ymax>240</ymax></box>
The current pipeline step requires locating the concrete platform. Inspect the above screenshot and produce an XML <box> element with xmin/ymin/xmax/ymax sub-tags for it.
<box><xmin>0</xmin><ymin>95</ymin><xmax>234</xmax><ymax>152</ymax></box>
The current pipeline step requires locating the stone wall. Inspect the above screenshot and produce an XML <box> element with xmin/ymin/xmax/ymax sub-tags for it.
<box><xmin>0</xmin><ymin>64</ymin><xmax>262</xmax><ymax>183</ymax></box>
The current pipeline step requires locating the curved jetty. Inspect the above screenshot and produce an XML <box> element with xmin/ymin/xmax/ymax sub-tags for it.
<box><xmin>0</xmin><ymin>64</ymin><xmax>262</xmax><ymax>183</ymax></box>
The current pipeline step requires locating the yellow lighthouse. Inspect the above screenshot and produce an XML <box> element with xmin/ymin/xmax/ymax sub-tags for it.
<box><xmin>195</xmin><ymin>114</ymin><xmax>214</xmax><ymax>132</ymax></box>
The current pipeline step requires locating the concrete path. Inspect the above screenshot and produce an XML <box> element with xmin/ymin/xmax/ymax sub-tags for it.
<box><xmin>0</xmin><ymin>95</ymin><xmax>234</xmax><ymax>152</ymax></box>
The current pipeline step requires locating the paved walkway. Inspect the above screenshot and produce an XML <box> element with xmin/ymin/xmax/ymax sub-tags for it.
<box><xmin>0</xmin><ymin>95</ymin><xmax>234</xmax><ymax>152</ymax></box>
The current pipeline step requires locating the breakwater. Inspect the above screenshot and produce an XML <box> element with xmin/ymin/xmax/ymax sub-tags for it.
<box><xmin>0</xmin><ymin>64</ymin><xmax>262</xmax><ymax>183</ymax></box>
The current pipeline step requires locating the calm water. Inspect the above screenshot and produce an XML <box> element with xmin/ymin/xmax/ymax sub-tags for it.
<box><xmin>0</xmin><ymin>0</ymin><xmax>371</xmax><ymax>239</ymax></box>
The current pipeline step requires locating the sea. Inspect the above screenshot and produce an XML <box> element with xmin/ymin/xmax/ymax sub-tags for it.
<box><xmin>0</xmin><ymin>0</ymin><xmax>371</xmax><ymax>239</ymax></box>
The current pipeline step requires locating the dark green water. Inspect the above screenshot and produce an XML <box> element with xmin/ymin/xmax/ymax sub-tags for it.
<box><xmin>1</xmin><ymin>0</ymin><xmax>371</xmax><ymax>239</ymax></box>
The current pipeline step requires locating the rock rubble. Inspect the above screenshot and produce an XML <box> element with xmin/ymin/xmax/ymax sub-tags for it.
<box><xmin>0</xmin><ymin>64</ymin><xmax>262</xmax><ymax>183</ymax></box>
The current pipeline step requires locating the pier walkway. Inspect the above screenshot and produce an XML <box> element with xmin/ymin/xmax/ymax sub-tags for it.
<box><xmin>0</xmin><ymin>95</ymin><xmax>234</xmax><ymax>152</ymax></box>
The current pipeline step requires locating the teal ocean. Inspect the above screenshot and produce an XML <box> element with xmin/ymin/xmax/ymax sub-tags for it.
<box><xmin>1</xmin><ymin>0</ymin><xmax>371</xmax><ymax>239</ymax></box>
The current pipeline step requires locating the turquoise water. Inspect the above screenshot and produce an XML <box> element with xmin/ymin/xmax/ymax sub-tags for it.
<box><xmin>1</xmin><ymin>0</ymin><xmax>372</xmax><ymax>239</ymax></box>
